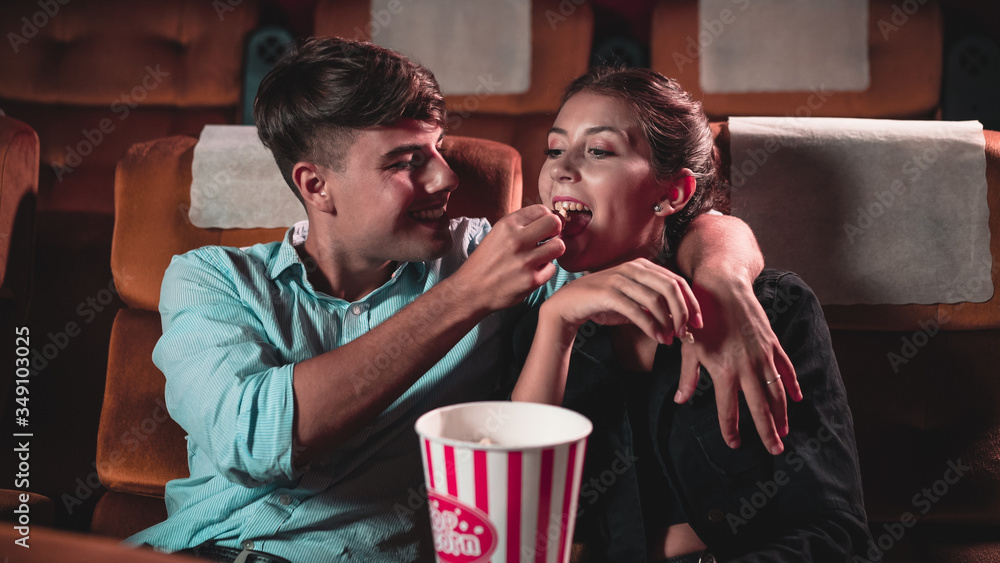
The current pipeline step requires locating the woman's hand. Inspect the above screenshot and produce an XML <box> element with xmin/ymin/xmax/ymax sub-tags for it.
<box><xmin>675</xmin><ymin>277</ymin><xmax>803</xmax><ymax>455</ymax></box>
<box><xmin>513</xmin><ymin>258</ymin><xmax>701</xmax><ymax>406</ymax></box>
<box><xmin>540</xmin><ymin>258</ymin><xmax>702</xmax><ymax>344</ymax></box>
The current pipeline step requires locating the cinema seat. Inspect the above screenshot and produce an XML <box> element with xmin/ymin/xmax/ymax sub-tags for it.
<box><xmin>0</xmin><ymin>0</ymin><xmax>260</xmax><ymax>216</ymax></box>
<box><xmin>90</xmin><ymin>133</ymin><xmax>523</xmax><ymax>538</ymax></box>
<box><xmin>713</xmin><ymin>122</ymin><xmax>1000</xmax><ymax>561</ymax></box>
<box><xmin>313</xmin><ymin>0</ymin><xmax>594</xmax><ymax>207</ymax></box>
<box><xmin>0</xmin><ymin>0</ymin><xmax>263</xmax><ymax>529</ymax></box>
<box><xmin>0</xmin><ymin>115</ymin><xmax>54</xmax><ymax>529</ymax></box>
<box><xmin>0</xmin><ymin>115</ymin><xmax>38</xmax><ymax>339</ymax></box>
<box><xmin>651</xmin><ymin>0</ymin><xmax>943</xmax><ymax>119</ymax></box>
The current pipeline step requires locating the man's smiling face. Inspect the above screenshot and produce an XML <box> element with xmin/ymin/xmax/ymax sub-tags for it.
<box><xmin>315</xmin><ymin>118</ymin><xmax>459</xmax><ymax>265</ymax></box>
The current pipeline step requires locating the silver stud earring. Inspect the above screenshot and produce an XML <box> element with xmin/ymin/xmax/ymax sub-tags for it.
<box><xmin>653</xmin><ymin>204</ymin><xmax>663</xmax><ymax>213</ymax></box>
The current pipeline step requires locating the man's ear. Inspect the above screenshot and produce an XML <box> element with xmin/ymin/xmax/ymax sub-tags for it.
<box><xmin>292</xmin><ymin>161</ymin><xmax>335</xmax><ymax>214</ymax></box>
<box><xmin>654</xmin><ymin>168</ymin><xmax>696</xmax><ymax>217</ymax></box>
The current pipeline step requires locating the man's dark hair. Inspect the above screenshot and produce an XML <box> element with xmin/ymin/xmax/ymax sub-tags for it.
<box><xmin>254</xmin><ymin>37</ymin><xmax>447</xmax><ymax>203</ymax></box>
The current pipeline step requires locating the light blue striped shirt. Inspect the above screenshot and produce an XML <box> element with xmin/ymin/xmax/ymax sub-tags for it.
<box><xmin>126</xmin><ymin>217</ymin><xmax>573</xmax><ymax>562</ymax></box>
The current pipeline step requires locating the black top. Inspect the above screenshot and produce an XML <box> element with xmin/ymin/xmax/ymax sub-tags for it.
<box><xmin>505</xmin><ymin>269</ymin><xmax>873</xmax><ymax>562</ymax></box>
<box><xmin>620</xmin><ymin>366</ymin><xmax>687</xmax><ymax>531</ymax></box>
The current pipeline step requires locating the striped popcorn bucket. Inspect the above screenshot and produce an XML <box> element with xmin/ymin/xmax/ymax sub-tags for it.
<box><xmin>415</xmin><ymin>401</ymin><xmax>592</xmax><ymax>563</ymax></box>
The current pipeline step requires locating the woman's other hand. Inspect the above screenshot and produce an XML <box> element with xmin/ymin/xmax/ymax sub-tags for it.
<box><xmin>539</xmin><ymin>258</ymin><xmax>702</xmax><ymax>344</ymax></box>
<box><xmin>675</xmin><ymin>276</ymin><xmax>803</xmax><ymax>455</ymax></box>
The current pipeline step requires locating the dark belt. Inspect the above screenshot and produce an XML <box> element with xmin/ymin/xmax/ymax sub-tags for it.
<box><xmin>176</xmin><ymin>543</ymin><xmax>293</xmax><ymax>563</ymax></box>
<box><xmin>574</xmin><ymin>543</ymin><xmax>714</xmax><ymax>563</ymax></box>
<box><xmin>661</xmin><ymin>550</ymin><xmax>716</xmax><ymax>563</ymax></box>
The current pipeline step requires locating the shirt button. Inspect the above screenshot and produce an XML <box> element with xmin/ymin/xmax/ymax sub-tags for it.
<box><xmin>279</xmin><ymin>494</ymin><xmax>292</xmax><ymax>505</ymax></box>
<box><xmin>242</xmin><ymin>540</ymin><xmax>255</xmax><ymax>550</ymax></box>
<box><xmin>708</xmin><ymin>509</ymin><xmax>724</xmax><ymax>523</ymax></box>
<box><xmin>351</xmin><ymin>304</ymin><xmax>362</xmax><ymax>315</ymax></box>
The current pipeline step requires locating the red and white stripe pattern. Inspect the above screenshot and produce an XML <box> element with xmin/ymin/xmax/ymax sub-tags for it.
<box><xmin>421</xmin><ymin>438</ymin><xmax>588</xmax><ymax>563</ymax></box>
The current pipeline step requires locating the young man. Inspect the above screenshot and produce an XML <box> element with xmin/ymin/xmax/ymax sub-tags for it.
<box><xmin>127</xmin><ymin>38</ymin><xmax>796</xmax><ymax>562</ymax></box>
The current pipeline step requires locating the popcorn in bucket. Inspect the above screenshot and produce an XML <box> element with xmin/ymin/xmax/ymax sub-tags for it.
<box><xmin>415</xmin><ymin>401</ymin><xmax>592</xmax><ymax>563</ymax></box>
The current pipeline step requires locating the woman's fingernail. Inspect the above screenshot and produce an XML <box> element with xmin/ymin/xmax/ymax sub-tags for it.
<box><xmin>674</xmin><ymin>390</ymin><xmax>684</xmax><ymax>403</ymax></box>
<box><xmin>693</xmin><ymin>313</ymin><xmax>703</xmax><ymax>328</ymax></box>
<box><xmin>770</xmin><ymin>444</ymin><xmax>784</xmax><ymax>455</ymax></box>
<box><xmin>728</xmin><ymin>439</ymin><xmax>740</xmax><ymax>449</ymax></box>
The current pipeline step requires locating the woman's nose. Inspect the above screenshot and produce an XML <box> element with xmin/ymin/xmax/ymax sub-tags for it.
<box><xmin>549</xmin><ymin>153</ymin><xmax>580</xmax><ymax>183</ymax></box>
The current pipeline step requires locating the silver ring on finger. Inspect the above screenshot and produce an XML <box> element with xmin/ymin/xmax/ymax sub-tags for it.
<box><xmin>764</xmin><ymin>377</ymin><xmax>780</xmax><ymax>386</ymax></box>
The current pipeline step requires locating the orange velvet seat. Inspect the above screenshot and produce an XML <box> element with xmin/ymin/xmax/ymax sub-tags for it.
<box><xmin>91</xmin><ymin>133</ymin><xmax>523</xmax><ymax>538</ymax></box>
<box><xmin>651</xmin><ymin>0</ymin><xmax>943</xmax><ymax>120</ymax></box>
<box><xmin>0</xmin><ymin>0</ymin><xmax>260</xmax><ymax>215</ymax></box>
<box><xmin>0</xmin><ymin>115</ymin><xmax>52</xmax><ymax>531</ymax></box>
<box><xmin>0</xmin><ymin>115</ymin><xmax>38</xmax><ymax>324</ymax></box>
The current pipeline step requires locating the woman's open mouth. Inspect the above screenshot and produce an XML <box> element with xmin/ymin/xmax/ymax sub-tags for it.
<box><xmin>553</xmin><ymin>199</ymin><xmax>592</xmax><ymax>238</ymax></box>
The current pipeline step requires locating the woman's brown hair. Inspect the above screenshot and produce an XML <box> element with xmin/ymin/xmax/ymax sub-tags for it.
<box><xmin>562</xmin><ymin>67</ymin><xmax>730</xmax><ymax>261</ymax></box>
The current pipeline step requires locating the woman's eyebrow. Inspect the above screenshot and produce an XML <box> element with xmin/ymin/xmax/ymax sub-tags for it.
<box><xmin>584</xmin><ymin>125</ymin><xmax>626</xmax><ymax>137</ymax></box>
<box><xmin>547</xmin><ymin>126</ymin><xmax>628</xmax><ymax>138</ymax></box>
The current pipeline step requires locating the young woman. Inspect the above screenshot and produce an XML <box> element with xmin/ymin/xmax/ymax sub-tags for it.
<box><xmin>511</xmin><ymin>68</ymin><xmax>872</xmax><ymax>562</ymax></box>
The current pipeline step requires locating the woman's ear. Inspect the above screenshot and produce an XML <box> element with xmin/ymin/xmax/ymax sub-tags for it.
<box><xmin>293</xmin><ymin>161</ymin><xmax>336</xmax><ymax>214</ymax></box>
<box><xmin>654</xmin><ymin>168</ymin><xmax>696</xmax><ymax>217</ymax></box>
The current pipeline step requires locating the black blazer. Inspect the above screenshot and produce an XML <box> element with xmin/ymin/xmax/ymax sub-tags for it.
<box><xmin>508</xmin><ymin>270</ymin><xmax>873</xmax><ymax>562</ymax></box>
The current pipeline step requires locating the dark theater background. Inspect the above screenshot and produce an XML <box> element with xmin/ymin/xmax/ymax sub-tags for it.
<box><xmin>1</xmin><ymin>0</ymin><xmax>1000</xmax><ymax>561</ymax></box>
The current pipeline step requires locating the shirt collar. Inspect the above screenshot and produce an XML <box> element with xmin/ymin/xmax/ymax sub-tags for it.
<box><xmin>267</xmin><ymin>220</ymin><xmax>425</xmax><ymax>294</ymax></box>
<box><xmin>266</xmin><ymin>221</ymin><xmax>310</xmax><ymax>280</ymax></box>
